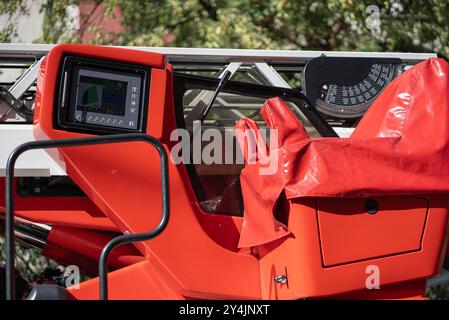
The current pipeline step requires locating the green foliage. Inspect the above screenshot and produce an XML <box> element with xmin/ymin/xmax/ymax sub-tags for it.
<box><xmin>0</xmin><ymin>0</ymin><xmax>28</xmax><ymax>42</ymax></box>
<box><xmin>34</xmin><ymin>0</ymin><xmax>449</xmax><ymax>59</ymax></box>
<box><xmin>40</xmin><ymin>0</ymin><xmax>78</xmax><ymax>44</ymax></box>
<box><xmin>0</xmin><ymin>24</ymin><xmax>14</xmax><ymax>43</ymax></box>
<box><xmin>427</xmin><ymin>283</ymin><xmax>449</xmax><ymax>300</ymax></box>
<box><xmin>0</xmin><ymin>237</ymin><xmax>60</xmax><ymax>282</ymax></box>
<box><xmin>3</xmin><ymin>0</ymin><xmax>447</xmax><ymax>58</ymax></box>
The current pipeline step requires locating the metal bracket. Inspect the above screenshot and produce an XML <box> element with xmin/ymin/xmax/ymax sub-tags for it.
<box><xmin>0</xmin><ymin>56</ymin><xmax>44</xmax><ymax>122</ymax></box>
<box><xmin>8</xmin><ymin>56</ymin><xmax>44</xmax><ymax>99</ymax></box>
<box><xmin>184</xmin><ymin>62</ymin><xmax>242</xmax><ymax>125</ymax></box>
<box><xmin>254</xmin><ymin>62</ymin><xmax>291</xmax><ymax>88</ymax></box>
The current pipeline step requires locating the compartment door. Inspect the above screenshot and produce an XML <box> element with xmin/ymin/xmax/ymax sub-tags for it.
<box><xmin>317</xmin><ymin>196</ymin><xmax>428</xmax><ymax>267</ymax></box>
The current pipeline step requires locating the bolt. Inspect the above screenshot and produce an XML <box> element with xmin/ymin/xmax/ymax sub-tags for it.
<box><xmin>274</xmin><ymin>275</ymin><xmax>288</xmax><ymax>284</ymax></box>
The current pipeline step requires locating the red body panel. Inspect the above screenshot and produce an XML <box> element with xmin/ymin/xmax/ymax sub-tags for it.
<box><xmin>69</xmin><ymin>260</ymin><xmax>184</xmax><ymax>300</ymax></box>
<box><xmin>257</xmin><ymin>196</ymin><xmax>449</xmax><ymax>299</ymax></box>
<box><xmin>34</xmin><ymin>44</ymin><xmax>261</xmax><ymax>299</ymax></box>
<box><xmin>8</xmin><ymin>44</ymin><xmax>445</xmax><ymax>300</ymax></box>
<box><xmin>46</xmin><ymin>226</ymin><xmax>144</xmax><ymax>268</ymax></box>
<box><xmin>317</xmin><ymin>196</ymin><xmax>428</xmax><ymax>266</ymax></box>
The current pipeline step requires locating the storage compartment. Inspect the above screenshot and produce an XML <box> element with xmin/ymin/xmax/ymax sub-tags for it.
<box><xmin>257</xmin><ymin>195</ymin><xmax>448</xmax><ymax>299</ymax></box>
<box><xmin>317</xmin><ymin>196</ymin><xmax>428</xmax><ymax>266</ymax></box>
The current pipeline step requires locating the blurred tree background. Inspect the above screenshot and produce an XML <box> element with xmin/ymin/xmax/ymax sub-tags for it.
<box><xmin>1</xmin><ymin>0</ymin><xmax>449</xmax><ymax>59</ymax></box>
<box><xmin>1</xmin><ymin>0</ymin><xmax>449</xmax><ymax>299</ymax></box>
<box><xmin>43</xmin><ymin>0</ymin><xmax>449</xmax><ymax>61</ymax></box>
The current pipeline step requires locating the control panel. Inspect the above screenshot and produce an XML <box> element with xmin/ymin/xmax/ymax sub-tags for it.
<box><xmin>57</xmin><ymin>56</ymin><xmax>150</xmax><ymax>134</ymax></box>
<box><xmin>303</xmin><ymin>56</ymin><xmax>402</xmax><ymax>120</ymax></box>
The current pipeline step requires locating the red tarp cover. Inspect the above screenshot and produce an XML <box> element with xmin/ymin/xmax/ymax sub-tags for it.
<box><xmin>235</xmin><ymin>58</ymin><xmax>449</xmax><ymax>248</ymax></box>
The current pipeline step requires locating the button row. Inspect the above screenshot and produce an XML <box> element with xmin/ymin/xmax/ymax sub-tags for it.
<box><xmin>130</xmin><ymin>86</ymin><xmax>138</xmax><ymax>111</ymax></box>
<box><xmin>81</xmin><ymin>114</ymin><xmax>136</xmax><ymax>128</ymax></box>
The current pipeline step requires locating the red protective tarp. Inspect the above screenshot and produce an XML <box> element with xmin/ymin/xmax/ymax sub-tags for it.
<box><xmin>236</xmin><ymin>58</ymin><xmax>449</xmax><ymax>248</ymax></box>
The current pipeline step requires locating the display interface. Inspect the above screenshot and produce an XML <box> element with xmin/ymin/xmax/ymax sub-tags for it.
<box><xmin>77</xmin><ymin>76</ymin><xmax>128</xmax><ymax>116</ymax></box>
<box><xmin>64</xmin><ymin>63</ymin><xmax>146</xmax><ymax>132</ymax></box>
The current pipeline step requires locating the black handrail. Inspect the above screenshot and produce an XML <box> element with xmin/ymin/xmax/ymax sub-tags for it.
<box><xmin>5</xmin><ymin>133</ymin><xmax>170</xmax><ymax>300</ymax></box>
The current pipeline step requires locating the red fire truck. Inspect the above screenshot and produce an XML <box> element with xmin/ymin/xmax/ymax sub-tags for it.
<box><xmin>0</xmin><ymin>44</ymin><xmax>448</xmax><ymax>300</ymax></box>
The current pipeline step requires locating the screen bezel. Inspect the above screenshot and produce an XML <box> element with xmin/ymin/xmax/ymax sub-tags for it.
<box><xmin>56</xmin><ymin>55</ymin><xmax>151</xmax><ymax>134</ymax></box>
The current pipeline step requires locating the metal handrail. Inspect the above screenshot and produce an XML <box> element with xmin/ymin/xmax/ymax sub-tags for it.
<box><xmin>5</xmin><ymin>133</ymin><xmax>170</xmax><ymax>300</ymax></box>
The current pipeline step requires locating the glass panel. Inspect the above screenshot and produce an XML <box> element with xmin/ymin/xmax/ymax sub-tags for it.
<box><xmin>183</xmin><ymin>89</ymin><xmax>319</xmax><ymax>136</ymax></box>
<box><xmin>180</xmin><ymin>85</ymin><xmax>321</xmax><ymax>215</ymax></box>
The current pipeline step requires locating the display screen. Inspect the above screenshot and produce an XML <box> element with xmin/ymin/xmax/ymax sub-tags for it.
<box><xmin>58</xmin><ymin>56</ymin><xmax>150</xmax><ymax>133</ymax></box>
<box><xmin>77</xmin><ymin>76</ymin><xmax>128</xmax><ymax>116</ymax></box>
<box><xmin>67</xmin><ymin>66</ymin><xmax>144</xmax><ymax>131</ymax></box>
